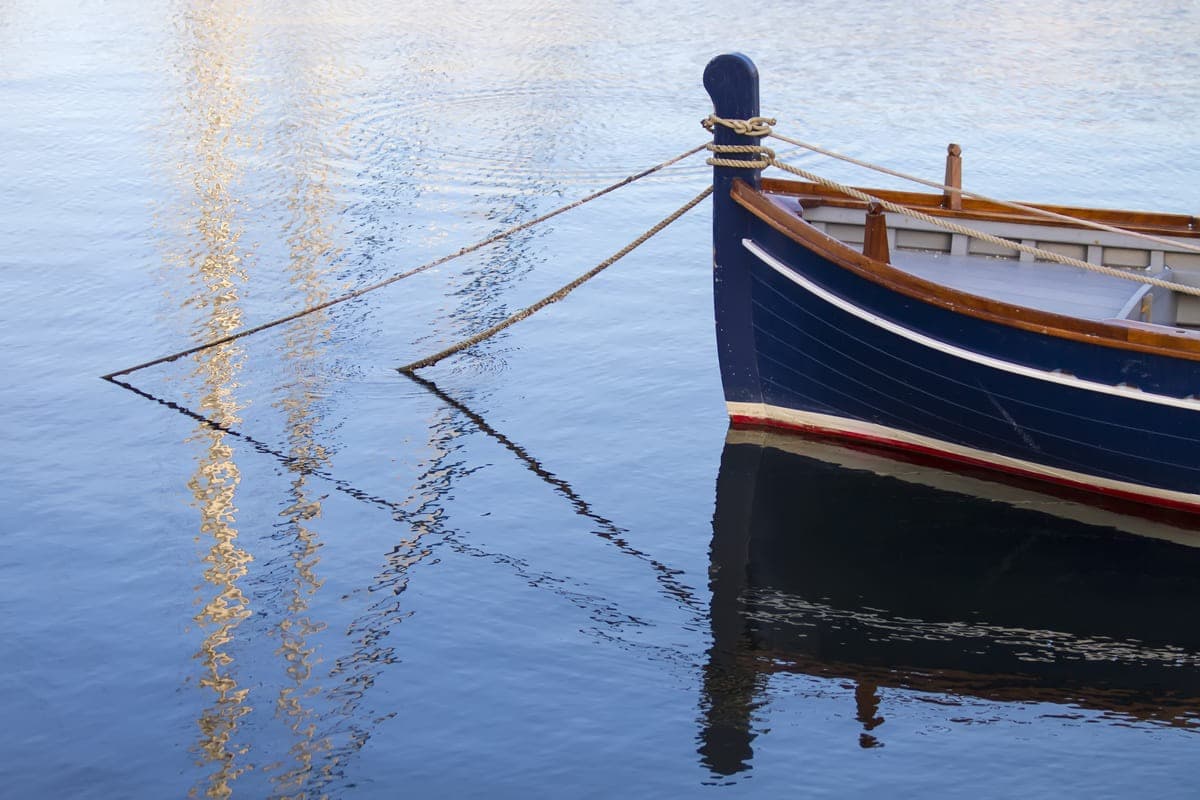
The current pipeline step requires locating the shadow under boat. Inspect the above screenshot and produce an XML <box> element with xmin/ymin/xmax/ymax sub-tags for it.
<box><xmin>701</xmin><ymin>426</ymin><xmax>1200</xmax><ymax>776</ymax></box>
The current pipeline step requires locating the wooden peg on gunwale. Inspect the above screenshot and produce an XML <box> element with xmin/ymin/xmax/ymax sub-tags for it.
<box><xmin>943</xmin><ymin>143</ymin><xmax>963</xmax><ymax>210</ymax></box>
<box><xmin>863</xmin><ymin>202</ymin><xmax>890</xmax><ymax>263</ymax></box>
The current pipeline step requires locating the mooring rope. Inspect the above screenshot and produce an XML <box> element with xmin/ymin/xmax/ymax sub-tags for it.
<box><xmin>767</xmin><ymin>155</ymin><xmax>1200</xmax><ymax>298</ymax></box>
<box><xmin>398</xmin><ymin>185</ymin><xmax>713</xmax><ymax>373</ymax></box>
<box><xmin>769</xmin><ymin>129</ymin><xmax>1200</xmax><ymax>257</ymax></box>
<box><xmin>703</xmin><ymin>116</ymin><xmax>1200</xmax><ymax>299</ymax></box>
<box><xmin>104</xmin><ymin>115</ymin><xmax>1198</xmax><ymax>382</ymax></box>
<box><xmin>706</xmin><ymin>114</ymin><xmax>1200</xmax><ymax>257</ymax></box>
<box><xmin>100</xmin><ymin>143</ymin><xmax>709</xmax><ymax>381</ymax></box>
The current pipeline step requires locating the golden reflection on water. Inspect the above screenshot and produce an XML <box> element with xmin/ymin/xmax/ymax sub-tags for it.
<box><xmin>158</xmin><ymin>0</ymin><xmax>456</xmax><ymax>788</ymax></box>
<box><xmin>265</xmin><ymin>16</ymin><xmax>348</xmax><ymax>797</ymax></box>
<box><xmin>161</xmin><ymin>0</ymin><xmax>356</xmax><ymax>795</ymax></box>
<box><xmin>168</xmin><ymin>2</ymin><xmax>255</xmax><ymax>798</ymax></box>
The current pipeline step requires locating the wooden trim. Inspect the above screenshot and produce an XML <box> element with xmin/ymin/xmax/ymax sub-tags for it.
<box><xmin>760</xmin><ymin>177</ymin><xmax>1200</xmax><ymax>237</ymax></box>
<box><xmin>731</xmin><ymin>180</ymin><xmax>1200</xmax><ymax>363</ymax></box>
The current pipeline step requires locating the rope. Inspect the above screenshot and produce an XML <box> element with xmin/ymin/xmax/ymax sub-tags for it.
<box><xmin>100</xmin><ymin>143</ymin><xmax>709</xmax><ymax>381</ymax></box>
<box><xmin>705</xmin><ymin>142</ymin><xmax>775</xmax><ymax>169</ymax></box>
<box><xmin>769</xmin><ymin>129</ymin><xmax>1200</xmax><ymax>256</ymax></box>
<box><xmin>701</xmin><ymin>115</ymin><xmax>776</xmax><ymax>137</ymax></box>
<box><xmin>704</xmin><ymin>114</ymin><xmax>1200</xmax><ymax>256</ymax></box>
<box><xmin>398</xmin><ymin>185</ymin><xmax>713</xmax><ymax>373</ymax></box>
<box><xmin>771</xmin><ymin>156</ymin><xmax>1200</xmax><ymax>298</ymax></box>
<box><xmin>702</xmin><ymin>116</ymin><xmax>1200</xmax><ymax>298</ymax></box>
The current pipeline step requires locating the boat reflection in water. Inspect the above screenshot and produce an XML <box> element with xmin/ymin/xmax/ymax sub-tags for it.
<box><xmin>701</xmin><ymin>427</ymin><xmax>1200</xmax><ymax>775</ymax></box>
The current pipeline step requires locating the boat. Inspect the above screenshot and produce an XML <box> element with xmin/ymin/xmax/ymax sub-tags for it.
<box><xmin>703</xmin><ymin>53</ymin><xmax>1200</xmax><ymax>513</ymax></box>
<box><xmin>700</xmin><ymin>428</ymin><xmax>1200</xmax><ymax>775</ymax></box>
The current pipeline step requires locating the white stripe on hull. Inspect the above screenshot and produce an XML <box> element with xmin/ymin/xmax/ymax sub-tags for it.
<box><xmin>743</xmin><ymin>238</ymin><xmax>1200</xmax><ymax>411</ymax></box>
<box><xmin>727</xmin><ymin>402</ymin><xmax>1200</xmax><ymax>510</ymax></box>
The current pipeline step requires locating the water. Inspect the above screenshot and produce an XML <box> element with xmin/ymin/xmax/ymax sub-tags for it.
<box><xmin>3</xmin><ymin>1</ymin><xmax>1200</xmax><ymax>797</ymax></box>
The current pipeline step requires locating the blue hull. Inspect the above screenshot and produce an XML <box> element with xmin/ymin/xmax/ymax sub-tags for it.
<box><xmin>703</xmin><ymin>53</ymin><xmax>1200</xmax><ymax>511</ymax></box>
<box><xmin>725</xmin><ymin>219</ymin><xmax>1200</xmax><ymax>510</ymax></box>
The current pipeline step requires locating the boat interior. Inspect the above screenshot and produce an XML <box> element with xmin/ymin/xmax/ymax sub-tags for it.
<box><xmin>759</xmin><ymin>177</ymin><xmax>1200</xmax><ymax>329</ymax></box>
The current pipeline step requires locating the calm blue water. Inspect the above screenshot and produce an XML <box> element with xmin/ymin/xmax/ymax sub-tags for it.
<box><xmin>3</xmin><ymin>1</ymin><xmax>1200</xmax><ymax>797</ymax></box>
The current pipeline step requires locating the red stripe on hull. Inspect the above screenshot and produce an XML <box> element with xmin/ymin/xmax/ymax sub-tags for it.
<box><xmin>729</xmin><ymin>413</ymin><xmax>1200</xmax><ymax>515</ymax></box>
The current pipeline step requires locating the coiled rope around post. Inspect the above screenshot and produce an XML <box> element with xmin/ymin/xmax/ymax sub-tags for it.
<box><xmin>101</xmin><ymin>143</ymin><xmax>708</xmax><ymax>381</ymax></box>
<box><xmin>702</xmin><ymin>114</ymin><xmax>1200</xmax><ymax>299</ymax></box>
<box><xmin>398</xmin><ymin>185</ymin><xmax>713</xmax><ymax>373</ymax></box>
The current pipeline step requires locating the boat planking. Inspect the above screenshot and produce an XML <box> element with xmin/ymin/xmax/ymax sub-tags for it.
<box><xmin>704</xmin><ymin>53</ymin><xmax>1200</xmax><ymax>512</ymax></box>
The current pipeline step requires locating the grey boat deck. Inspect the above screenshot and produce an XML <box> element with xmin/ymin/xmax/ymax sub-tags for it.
<box><xmin>888</xmin><ymin>250</ymin><xmax>1138</xmax><ymax>320</ymax></box>
<box><xmin>764</xmin><ymin>191</ymin><xmax>1200</xmax><ymax>325</ymax></box>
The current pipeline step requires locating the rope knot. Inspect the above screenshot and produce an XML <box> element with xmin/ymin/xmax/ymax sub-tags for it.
<box><xmin>705</xmin><ymin>142</ymin><xmax>775</xmax><ymax>170</ymax></box>
<box><xmin>701</xmin><ymin>114</ymin><xmax>776</xmax><ymax>137</ymax></box>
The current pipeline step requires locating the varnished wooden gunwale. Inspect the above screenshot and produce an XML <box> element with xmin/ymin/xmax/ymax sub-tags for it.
<box><xmin>732</xmin><ymin>180</ymin><xmax>1200</xmax><ymax>363</ymax></box>
<box><xmin>760</xmin><ymin>177</ymin><xmax>1200</xmax><ymax>237</ymax></box>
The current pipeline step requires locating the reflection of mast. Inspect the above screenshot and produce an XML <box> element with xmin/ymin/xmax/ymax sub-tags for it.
<box><xmin>271</xmin><ymin>393</ymin><xmax>335</xmax><ymax>798</ymax></box>
<box><xmin>262</xmin><ymin>23</ymin><xmax>346</xmax><ymax>799</ymax></box>
<box><xmin>189</xmin><ymin>379</ymin><xmax>252</xmax><ymax>800</ymax></box>
<box><xmin>269</xmin><ymin>312</ymin><xmax>335</xmax><ymax>792</ymax></box>
<box><xmin>165</xmin><ymin>3</ymin><xmax>255</xmax><ymax>797</ymax></box>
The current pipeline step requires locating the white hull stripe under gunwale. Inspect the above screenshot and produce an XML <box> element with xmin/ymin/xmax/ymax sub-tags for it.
<box><xmin>727</xmin><ymin>402</ymin><xmax>1200</xmax><ymax>508</ymax></box>
<box><xmin>742</xmin><ymin>238</ymin><xmax>1200</xmax><ymax>411</ymax></box>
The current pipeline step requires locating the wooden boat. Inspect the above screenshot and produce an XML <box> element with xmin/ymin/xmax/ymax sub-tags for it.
<box><xmin>701</xmin><ymin>429</ymin><xmax>1200</xmax><ymax>774</ymax></box>
<box><xmin>704</xmin><ymin>54</ymin><xmax>1200</xmax><ymax>512</ymax></box>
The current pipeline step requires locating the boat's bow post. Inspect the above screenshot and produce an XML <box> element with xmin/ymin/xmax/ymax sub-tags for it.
<box><xmin>704</xmin><ymin>53</ymin><xmax>764</xmax><ymax>406</ymax></box>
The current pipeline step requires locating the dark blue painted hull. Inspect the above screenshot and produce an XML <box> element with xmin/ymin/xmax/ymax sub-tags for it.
<box><xmin>701</xmin><ymin>52</ymin><xmax>1200</xmax><ymax>510</ymax></box>
<box><xmin>726</xmin><ymin>218</ymin><xmax>1200</xmax><ymax>508</ymax></box>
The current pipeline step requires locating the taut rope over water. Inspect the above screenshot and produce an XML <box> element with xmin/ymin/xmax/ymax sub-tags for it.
<box><xmin>100</xmin><ymin>143</ymin><xmax>708</xmax><ymax>381</ymax></box>
<box><xmin>397</xmin><ymin>185</ymin><xmax>713</xmax><ymax>373</ymax></box>
<box><xmin>103</xmin><ymin>114</ymin><xmax>1200</xmax><ymax>381</ymax></box>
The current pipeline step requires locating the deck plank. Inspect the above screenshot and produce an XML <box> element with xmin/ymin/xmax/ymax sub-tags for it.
<box><xmin>888</xmin><ymin>251</ymin><xmax>1138</xmax><ymax>320</ymax></box>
